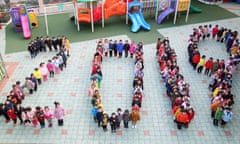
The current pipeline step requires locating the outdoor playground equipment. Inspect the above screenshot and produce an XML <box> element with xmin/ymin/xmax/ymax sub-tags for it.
<box><xmin>74</xmin><ymin>0</ymin><xmax>127</xmax><ymax>32</ymax></box>
<box><xmin>156</xmin><ymin>0</ymin><xmax>190</xmax><ymax>24</ymax></box>
<box><xmin>128</xmin><ymin>1</ymin><xmax>151</xmax><ymax>32</ymax></box>
<box><xmin>74</xmin><ymin>0</ymin><xmax>153</xmax><ymax>32</ymax></box>
<box><xmin>156</xmin><ymin>0</ymin><xmax>202</xmax><ymax>24</ymax></box>
<box><xmin>10</xmin><ymin>5</ymin><xmax>38</xmax><ymax>39</ymax></box>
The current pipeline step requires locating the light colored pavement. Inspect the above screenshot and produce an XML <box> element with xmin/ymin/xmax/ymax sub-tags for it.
<box><xmin>0</xmin><ymin>4</ymin><xmax>240</xmax><ymax>144</ymax></box>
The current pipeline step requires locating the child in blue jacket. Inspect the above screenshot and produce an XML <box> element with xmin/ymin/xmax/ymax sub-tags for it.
<box><xmin>117</xmin><ymin>40</ymin><xmax>124</xmax><ymax>58</ymax></box>
<box><xmin>91</xmin><ymin>105</ymin><xmax>98</xmax><ymax>123</ymax></box>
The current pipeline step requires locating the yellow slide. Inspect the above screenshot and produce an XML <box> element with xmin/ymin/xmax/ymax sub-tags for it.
<box><xmin>28</xmin><ymin>11</ymin><xmax>38</xmax><ymax>28</ymax></box>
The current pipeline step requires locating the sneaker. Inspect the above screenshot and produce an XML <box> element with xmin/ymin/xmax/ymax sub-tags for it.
<box><xmin>134</xmin><ymin>125</ymin><xmax>137</xmax><ymax>128</ymax></box>
<box><xmin>132</xmin><ymin>125</ymin><xmax>134</xmax><ymax>129</ymax></box>
<box><xmin>13</xmin><ymin>123</ymin><xmax>17</xmax><ymax>127</ymax></box>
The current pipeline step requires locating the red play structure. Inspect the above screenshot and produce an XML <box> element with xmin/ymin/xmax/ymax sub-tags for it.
<box><xmin>75</xmin><ymin>0</ymin><xmax>130</xmax><ymax>32</ymax></box>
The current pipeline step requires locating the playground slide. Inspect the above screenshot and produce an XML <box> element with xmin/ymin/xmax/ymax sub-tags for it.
<box><xmin>104</xmin><ymin>0</ymin><xmax>126</xmax><ymax>20</ymax></box>
<box><xmin>156</xmin><ymin>8</ymin><xmax>175</xmax><ymax>24</ymax></box>
<box><xmin>28</xmin><ymin>11</ymin><xmax>38</xmax><ymax>28</ymax></box>
<box><xmin>190</xmin><ymin>5</ymin><xmax>202</xmax><ymax>13</ymax></box>
<box><xmin>128</xmin><ymin>13</ymin><xmax>151</xmax><ymax>33</ymax></box>
<box><xmin>20</xmin><ymin>15</ymin><xmax>31</xmax><ymax>39</ymax></box>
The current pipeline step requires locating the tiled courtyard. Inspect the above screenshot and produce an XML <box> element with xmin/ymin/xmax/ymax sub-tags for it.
<box><xmin>0</xmin><ymin>4</ymin><xmax>240</xmax><ymax>144</ymax></box>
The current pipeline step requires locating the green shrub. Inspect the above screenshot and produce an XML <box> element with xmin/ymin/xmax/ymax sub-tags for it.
<box><xmin>0</xmin><ymin>4</ymin><xmax>10</xmax><ymax>23</ymax></box>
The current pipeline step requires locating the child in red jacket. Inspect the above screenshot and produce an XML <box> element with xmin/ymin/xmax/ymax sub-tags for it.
<box><xmin>204</xmin><ymin>57</ymin><xmax>213</xmax><ymax>76</ymax></box>
<box><xmin>212</xmin><ymin>25</ymin><xmax>219</xmax><ymax>39</ymax></box>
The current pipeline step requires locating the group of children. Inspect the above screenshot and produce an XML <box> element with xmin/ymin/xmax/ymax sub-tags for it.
<box><xmin>0</xmin><ymin>46</ymin><xmax>68</xmax><ymax>128</ymax></box>
<box><xmin>187</xmin><ymin>24</ymin><xmax>239</xmax><ymax>128</ymax></box>
<box><xmin>0</xmin><ymin>101</ymin><xmax>64</xmax><ymax>128</ymax></box>
<box><xmin>27</xmin><ymin>35</ymin><xmax>70</xmax><ymax>58</ymax></box>
<box><xmin>88</xmin><ymin>39</ymin><xmax>143</xmax><ymax>133</ymax></box>
<box><xmin>156</xmin><ymin>37</ymin><xmax>195</xmax><ymax>130</ymax></box>
<box><xmin>95</xmin><ymin>38</ymin><xmax>136</xmax><ymax>58</ymax></box>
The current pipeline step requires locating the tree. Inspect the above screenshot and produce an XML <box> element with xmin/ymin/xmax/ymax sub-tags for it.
<box><xmin>3</xmin><ymin>0</ymin><xmax>10</xmax><ymax>9</ymax></box>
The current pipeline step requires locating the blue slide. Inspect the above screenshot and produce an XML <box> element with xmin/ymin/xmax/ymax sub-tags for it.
<box><xmin>128</xmin><ymin>12</ymin><xmax>151</xmax><ymax>33</ymax></box>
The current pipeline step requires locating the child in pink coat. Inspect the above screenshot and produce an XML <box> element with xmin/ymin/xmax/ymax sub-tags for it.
<box><xmin>88</xmin><ymin>82</ymin><xmax>97</xmax><ymax>97</ymax></box>
<box><xmin>53</xmin><ymin>102</ymin><xmax>65</xmax><ymax>126</ymax></box>
<box><xmin>39</xmin><ymin>62</ymin><xmax>48</xmax><ymax>81</ymax></box>
<box><xmin>129</xmin><ymin>41</ymin><xmax>136</xmax><ymax>58</ymax></box>
<box><xmin>47</xmin><ymin>60</ymin><xmax>54</xmax><ymax>77</ymax></box>
<box><xmin>44</xmin><ymin>106</ymin><xmax>53</xmax><ymax>127</ymax></box>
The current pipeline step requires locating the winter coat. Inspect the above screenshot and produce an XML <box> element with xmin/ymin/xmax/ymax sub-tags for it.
<box><xmin>117</xmin><ymin>43</ymin><xmax>124</xmax><ymax>52</ymax></box>
<box><xmin>36</xmin><ymin>110</ymin><xmax>45</xmax><ymax>123</ymax></box>
<box><xmin>39</xmin><ymin>65</ymin><xmax>48</xmax><ymax>76</ymax></box>
<box><xmin>23</xmin><ymin>80</ymin><xmax>34</xmax><ymax>90</ymax></box>
<box><xmin>33</xmin><ymin>70</ymin><xmax>42</xmax><ymax>79</ymax></box>
<box><xmin>44</xmin><ymin>109</ymin><xmax>53</xmax><ymax>120</ymax></box>
<box><xmin>96</xmin><ymin>111</ymin><xmax>103</xmax><ymax>121</ymax></box>
<box><xmin>205</xmin><ymin>60</ymin><xmax>213</xmax><ymax>69</ymax></box>
<box><xmin>122</xmin><ymin>112</ymin><xmax>130</xmax><ymax>122</ymax></box>
<box><xmin>47</xmin><ymin>62</ymin><xmax>54</xmax><ymax>72</ymax></box>
<box><xmin>102</xmin><ymin>116</ymin><xmax>109</xmax><ymax>126</ymax></box>
<box><xmin>214</xmin><ymin>107</ymin><xmax>223</xmax><ymax>120</ymax></box>
<box><xmin>91</xmin><ymin>107</ymin><xmax>98</xmax><ymax>117</ymax></box>
<box><xmin>7</xmin><ymin>108</ymin><xmax>17</xmax><ymax>120</ymax></box>
<box><xmin>64</xmin><ymin>39</ymin><xmax>70</xmax><ymax>50</ymax></box>
<box><xmin>222</xmin><ymin>110</ymin><xmax>233</xmax><ymax>122</ymax></box>
<box><xmin>54</xmin><ymin>106</ymin><xmax>65</xmax><ymax>120</ymax></box>
<box><xmin>192</xmin><ymin>54</ymin><xmax>200</xmax><ymax>64</ymax></box>
<box><xmin>109</xmin><ymin>116</ymin><xmax>117</xmax><ymax>126</ymax></box>
<box><xmin>129</xmin><ymin>43</ymin><xmax>136</xmax><ymax>54</ymax></box>
<box><xmin>130</xmin><ymin>111</ymin><xmax>140</xmax><ymax>123</ymax></box>
<box><xmin>176</xmin><ymin>112</ymin><xmax>189</xmax><ymax>123</ymax></box>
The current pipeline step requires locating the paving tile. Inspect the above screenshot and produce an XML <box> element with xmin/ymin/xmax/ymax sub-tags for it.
<box><xmin>201</xmin><ymin>80</ymin><xmax>207</xmax><ymax>84</ymax></box>
<box><xmin>71</xmin><ymin>92</ymin><xmax>76</xmax><ymax>97</ymax></box>
<box><xmin>34</xmin><ymin>129</ymin><xmax>40</xmax><ymax>135</ymax></box>
<box><xmin>142</xmin><ymin>110</ymin><xmax>148</xmax><ymax>115</ymax></box>
<box><xmin>224</xmin><ymin>131</ymin><xmax>232</xmax><ymax>136</ymax></box>
<box><xmin>48</xmin><ymin>92</ymin><xmax>54</xmax><ymax>97</ymax></box>
<box><xmin>88</xmin><ymin>130</ymin><xmax>95</xmax><ymax>136</ymax></box>
<box><xmin>144</xmin><ymin>130</ymin><xmax>150</xmax><ymax>136</ymax></box>
<box><xmin>10</xmin><ymin>78</ymin><xmax>16</xmax><ymax>82</ymax></box>
<box><xmin>117</xmin><ymin>93</ymin><xmax>122</xmax><ymax>97</ymax></box>
<box><xmin>78</xmin><ymin>66</ymin><xmax>82</xmax><ymax>70</ymax></box>
<box><xmin>163</xmin><ymin>93</ymin><xmax>168</xmax><ymax>98</ymax></box>
<box><xmin>74</xmin><ymin>78</ymin><xmax>80</xmax><ymax>82</ymax></box>
<box><xmin>61</xmin><ymin>129</ymin><xmax>68</xmax><ymax>135</ymax></box>
<box><xmin>117</xmin><ymin>79</ymin><xmax>122</xmax><ymax>83</ymax></box>
<box><xmin>80</xmin><ymin>55</ymin><xmax>85</xmax><ymax>59</ymax></box>
<box><xmin>5</xmin><ymin>129</ymin><xmax>13</xmax><ymax>134</ymax></box>
<box><xmin>116</xmin><ymin>130</ymin><xmax>122</xmax><ymax>136</ymax></box>
<box><xmin>1</xmin><ymin>92</ymin><xmax>8</xmax><ymax>97</ymax></box>
<box><xmin>117</xmin><ymin>66</ymin><xmax>122</xmax><ymax>70</ymax></box>
<box><xmin>198</xmin><ymin>131</ymin><xmax>205</xmax><ymax>136</ymax></box>
<box><xmin>53</xmin><ymin>78</ymin><xmax>58</xmax><ymax>82</ymax></box>
<box><xmin>166</xmin><ymin>111</ymin><xmax>172</xmax><ymax>116</ymax></box>
<box><xmin>171</xmin><ymin>130</ymin><xmax>177</xmax><ymax>136</ymax></box>
<box><xmin>65</xmin><ymin>109</ymin><xmax>73</xmax><ymax>115</ymax></box>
